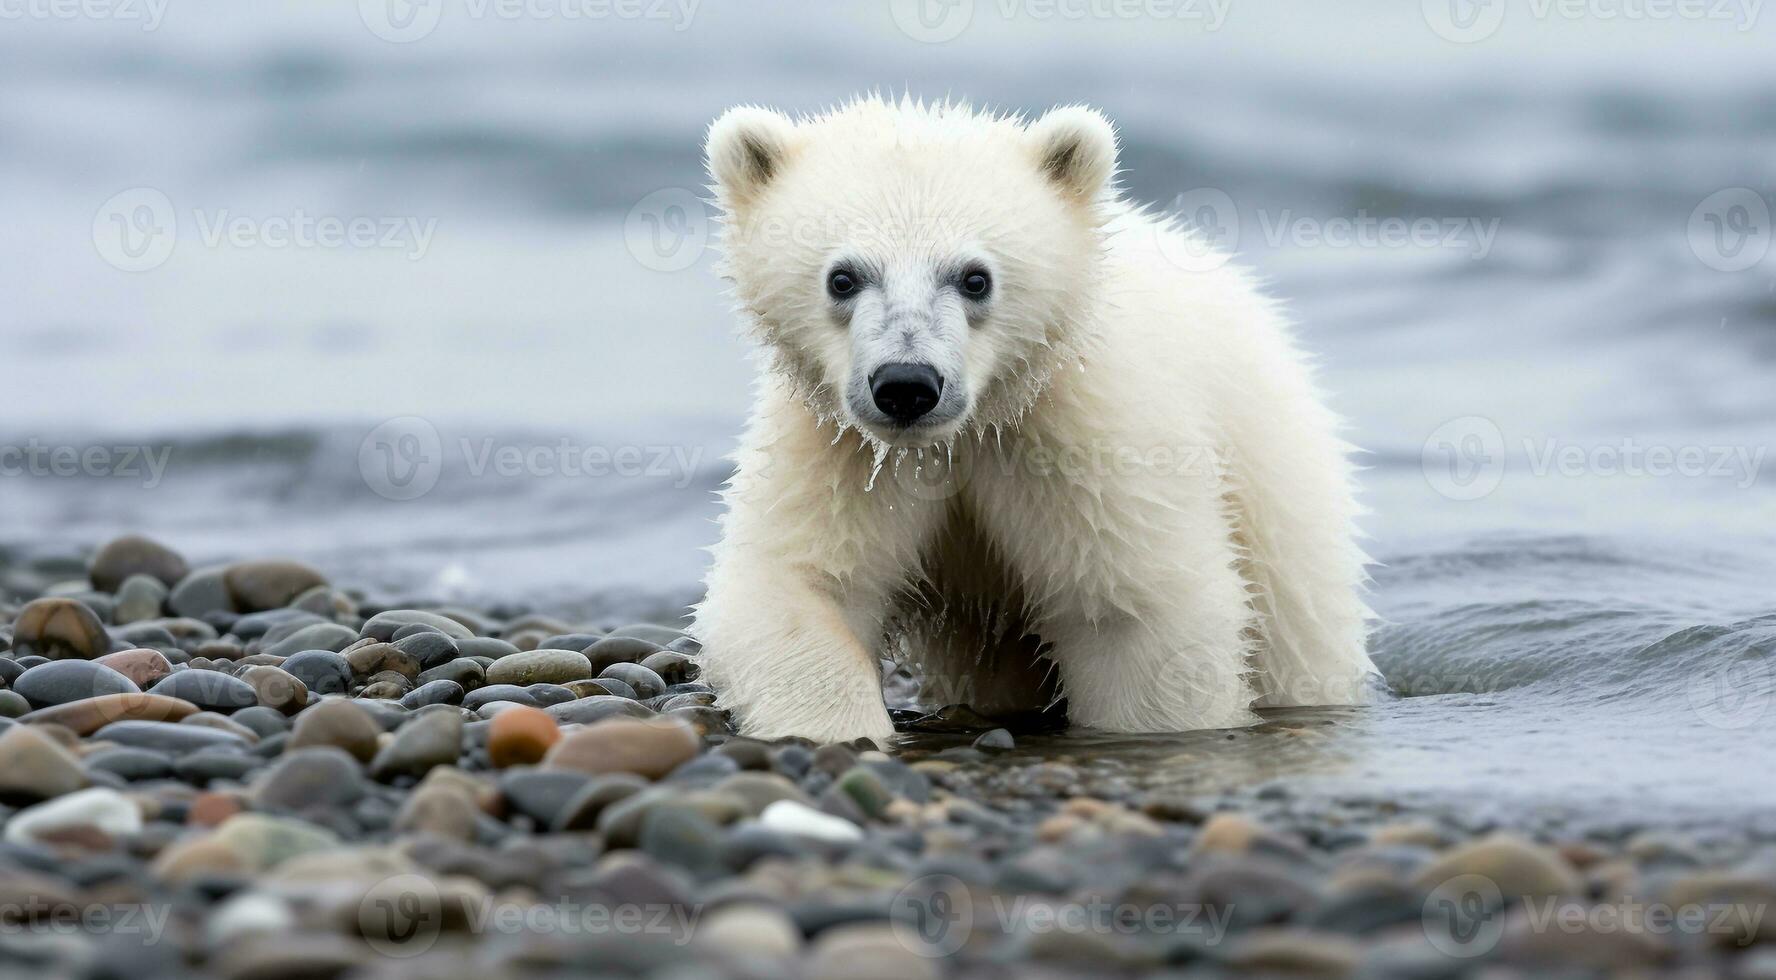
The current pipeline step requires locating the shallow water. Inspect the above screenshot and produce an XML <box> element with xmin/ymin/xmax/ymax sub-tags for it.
<box><xmin>4</xmin><ymin>2</ymin><xmax>1775</xmax><ymax>827</ymax></box>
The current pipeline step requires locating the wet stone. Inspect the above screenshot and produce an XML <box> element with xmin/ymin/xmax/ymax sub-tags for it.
<box><xmin>400</xmin><ymin>679</ymin><xmax>466</xmax><ymax>709</ymax></box>
<box><xmin>89</xmin><ymin>534</ymin><xmax>190</xmax><ymax>592</ymax></box>
<box><xmin>583</xmin><ymin>636</ymin><xmax>661</xmax><ymax>673</ymax></box>
<box><xmin>261</xmin><ymin>623</ymin><xmax>358</xmax><ymax>659</ymax></box>
<box><xmin>13</xmin><ymin>660</ymin><xmax>140</xmax><ymax>708</ymax></box>
<box><xmin>182</xmin><ymin>711</ymin><xmax>263</xmax><ymax>743</ymax></box>
<box><xmin>167</xmin><ymin>566</ymin><xmax>235</xmax><ymax>619</ymax></box>
<box><xmin>499</xmin><ymin>768</ymin><xmax>594</xmax><ymax>826</ymax></box>
<box><xmin>362</xmin><ymin>610</ymin><xmax>474</xmax><ymax>643</ymax></box>
<box><xmin>639</xmin><ymin>650</ymin><xmax>697</xmax><ymax>685</ymax></box>
<box><xmin>113</xmin><ymin>574</ymin><xmax>169</xmax><ymax>624</ymax></box>
<box><xmin>174</xmin><ymin>748</ymin><xmax>261</xmax><ymax>784</ymax></box>
<box><xmin>546</xmin><ymin>695</ymin><xmax>656</xmax><ymax>725</ymax></box>
<box><xmin>150</xmin><ymin>669</ymin><xmax>258</xmax><ymax>713</ymax></box>
<box><xmin>286</xmin><ymin>700</ymin><xmax>382</xmax><ymax>762</ymax></box>
<box><xmin>20</xmin><ymin>692</ymin><xmax>200</xmax><ymax>735</ymax></box>
<box><xmin>278</xmin><ymin>650</ymin><xmax>353</xmax><ymax>695</ymax></box>
<box><xmin>416</xmin><ymin>657</ymin><xmax>486</xmax><ymax>691</ymax></box>
<box><xmin>93</xmin><ymin>648</ymin><xmax>174</xmax><ymax>688</ymax></box>
<box><xmin>394</xmin><ymin>781</ymin><xmax>479</xmax><ymax>841</ymax></box>
<box><xmin>456</xmin><ymin>637</ymin><xmax>519</xmax><ymax>661</ymax></box>
<box><xmin>538</xmin><ymin>632</ymin><xmax>603</xmax><ymax>652</ymax></box>
<box><xmin>93</xmin><ymin>719</ymin><xmax>250</xmax><ymax>754</ymax></box>
<box><xmin>222</xmin><ymin>560</ymin><xmax>328</xmax><ymax>612</ymax></box>
<box><xmin>369</xmin><ymin>709</ymin><xmax>464</xmax><ymax>782</ymax></box>
<box><xmin>600</xmin><ymin>662</ymin><xmax>667</xmax><ymax>699</ymax></box>
<box><xmin>240</xmin><ymin>666</ymin><xmax>308</xmax><ymax>714</ymax></box>
<box><xmin>487</xmin><ymin>705</ymin><xmax>561</xmax><ymax>768</ymax></box>
<box><xmin>0</xmin><ymin>723</ymin><xmax>88</xmax><ymax>804</ymax></box>
<box><xmin>230</xmin><ymin>706</ymin><xmax>290</xmax><ymax>738</ymax></box>
<box><xmin>12</xmin><ymin>597</ymin><xmax>110</xmax><ymax>660</ymax></box>
<box><xmin>462</xmin><ymin>683</ymin><xmax>545</xmax><ymax>711</ymax></box>
<box><xmin>252</xmin><ymin>748</ymin><xmax>367</xmax><ymax>811</ymax></box>
<box><xmin>486</xmin><ymin>648</ymin><xmax>593</xmax><ymax>686</ymax></box>
<box><xmin>0</xmin><ymin>690</ymin><xmax>28</xmax><ymax>718</ymax></box>
<box><xmin>4</xmin><ymin>786</ymin><xmax>142</xmax><ymax>845</ymax></box>
<box><xmin>83</xmin><ymin>746</ymin><xmax>174</xmax><ymax>781</ymax></box>
<box><xmin>345</xmin><ymin>643</ymin><xmax>421</xmax><ymax>681</ymax></box>
<box><xmin>545</xmin><ymin>716</ymin><xmax>701</xmax><ymax>780</ymax></box>
<box><xmin>390</xmin><ymin>631</ymin><xmax>459</xmax><ymax>671</ymax></box>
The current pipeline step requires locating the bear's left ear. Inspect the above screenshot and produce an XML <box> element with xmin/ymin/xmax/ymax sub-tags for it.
<box><xmin>707</xmin><ymin>105</ymin><xmax>798</xmax><ymax>211</ymax></box>
<box><xmin>1027</xmin><ymin>106</ymin><xmax>1118</xmax><ymax>203</ymax></box>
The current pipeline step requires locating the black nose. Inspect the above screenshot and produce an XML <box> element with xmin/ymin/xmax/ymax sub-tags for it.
<box><xmin>869</xmin><ymin>363</ymin><xmax>944</xmax><ymax>423</ymax></box>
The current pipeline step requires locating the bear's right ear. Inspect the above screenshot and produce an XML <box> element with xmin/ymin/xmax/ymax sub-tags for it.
<box><xmin>1027</xmin><ymin>106</ymin><xmax>1118</xmax><ymax>204</ymax></box>
<box><xmin>706</xmin><ymin>106</ymin><xmax>797</xmax><ymax>210</ymax></box>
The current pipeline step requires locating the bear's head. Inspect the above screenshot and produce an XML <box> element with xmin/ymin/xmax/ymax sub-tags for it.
<box><xmin>706</xmin><ymin>97</ymin><xmax>1117</xmax><ymax>448</ymax></box>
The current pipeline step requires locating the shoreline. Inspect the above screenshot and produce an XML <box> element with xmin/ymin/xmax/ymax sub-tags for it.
<box><xmin>1</xmin><ymin>536</ymin><xmax>1771</xmax><ymax>977</ymax></box>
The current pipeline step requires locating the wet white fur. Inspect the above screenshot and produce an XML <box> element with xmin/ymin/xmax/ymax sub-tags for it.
<box><xmin>692</xmin><ymin>97</ymin><xmax>1378</xmax><ymax>743</ymax></box>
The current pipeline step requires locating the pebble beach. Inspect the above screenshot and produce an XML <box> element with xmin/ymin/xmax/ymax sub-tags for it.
<box><xmin>0</xmin><ymin>534</ymin><xmax>1770</xmax><ymax>979</ymax></box>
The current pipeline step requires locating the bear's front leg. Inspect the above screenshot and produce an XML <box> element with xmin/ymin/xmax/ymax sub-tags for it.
<box><xmin>692</xmin><ymin>397</ymin><xmax>946</xmax><ymax>744</ymax></box>
<box><xmin>1045</xmin><ymin>607</ymin><xmax>1260</xmax><ymax>734</ymax></box>
<box><xmin>694</xmin><ymin>562</ymin><xmax>897</xmax><ymax>744</ymax></box>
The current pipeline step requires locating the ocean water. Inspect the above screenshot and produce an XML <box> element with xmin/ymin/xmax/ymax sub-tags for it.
<box><xmin>4</xmin><ymin>1</ymin><xmax>1775</xmax><ymax>828</ymax></box>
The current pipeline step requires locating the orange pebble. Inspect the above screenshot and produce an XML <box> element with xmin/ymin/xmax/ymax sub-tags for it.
<box><xmin>188</xmin><ymin>791</ymin><xmax>242</xmax><ymax>828</ymax></box>
<box><xmin>487</xmin><ymin>705</ymin><xmax>561</xmax><ymax>768</ymax></box>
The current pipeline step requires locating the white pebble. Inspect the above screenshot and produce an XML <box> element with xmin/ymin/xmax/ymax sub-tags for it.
<box><xmin>206</xmin><ymin>891</ymin><xmax>296</xmax><ymax>948</ymax></box>
<box><xmin>4</xmin><ymin>787</ymin><xmax>143</xmax><ymax>844</ymax></box>
<box><xmin>759</xmin><ymin>800</ymin><xmax>863</xmax><ymax>842</ymax></box>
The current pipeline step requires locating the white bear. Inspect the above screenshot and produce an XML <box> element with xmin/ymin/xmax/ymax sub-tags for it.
<box><xmin>691</xmin><ymin>97</ymin><xmax>1378</xmax><ymax>744</ymax></box>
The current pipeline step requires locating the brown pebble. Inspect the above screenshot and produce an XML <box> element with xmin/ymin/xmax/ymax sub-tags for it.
<box><xmin>394</xmin><ymin>782</ymin><xmax>479</xmax><ymax>841</ymax></box>
<box><xmin>12</xmin><ymin>597</ymin><xmax>110</xmax><ymax>660</ymax></box>
<box><xmin>287</xmin><ymin>700</ymin><xmax>382</xmax><ymax>763</ymax></box>
<box><xmin>346</xmin><ymin>643</ymin><xmax>420</xmax><ymax>681</ymax></box>
<box><xmin>544</xmin><ymin>717</ymin><xmax>700</xmax><ymax>780</ymax></box>
<box><xmin>0</xmin><ymin>724</ymin><xmax>89</xmax><ymax>804</ymax></box>
<box><xmin>20</xmin><ymin>694</ymin><xmax>199</xmax><ymax>737</ymax></box>
<box><xmin>89</xmin><ymin>534</ymin><xmax>190</xmax><ymax>592</ymax></box>
<box><xmin>189</xmin><ymin>791</ymin><xmax>244</xmax><ymax>827</ymax></box>
<box><xmin>151</xmin><ymin>835</ymin><xmax>247</xmax><ymax>881</ymax></box>
<box><xmin>221</xmin><ymin>560</ymin><xmax>328</xmax><ymax>612</ymax></box>
<box><xmin>94</xmin><ymin>649</ymin><xmax>175</xmax><ymax>688</ymax></box>
<box><xmin>241</xmin><ymin>666</ymin><xmax>308</xmax><ymax>715</ymax></box>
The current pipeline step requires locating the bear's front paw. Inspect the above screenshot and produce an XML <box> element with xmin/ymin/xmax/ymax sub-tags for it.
<box><xmin>731</xmin><ymin>701</ymin><xmax>897</xmax><ymax>747</ymax></box>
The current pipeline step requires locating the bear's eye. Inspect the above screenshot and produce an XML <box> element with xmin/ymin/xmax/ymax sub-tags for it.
<box><xmin>960</xmin><ymin>268</ymin><xmax>992</xmax><ymax>300</ymax></box>
<box><xmin>827</xmin><ymin>269</ymin><xmax>858</xmax><ymax>299</ymax></box>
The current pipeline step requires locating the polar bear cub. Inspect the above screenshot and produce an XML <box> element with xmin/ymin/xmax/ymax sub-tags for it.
<box><xmin>691</xmin><ymin>97</ymin><xmax>1378</xmax><ymax>744</ymax></box>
